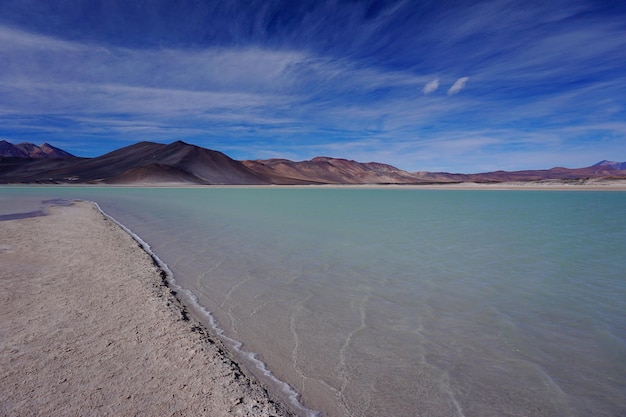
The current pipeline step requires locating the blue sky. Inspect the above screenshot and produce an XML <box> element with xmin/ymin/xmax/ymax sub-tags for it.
<box><xmin>0</xmin><ymin>0</ymin><xmax>625</xmax><ymax>172</ymax></box>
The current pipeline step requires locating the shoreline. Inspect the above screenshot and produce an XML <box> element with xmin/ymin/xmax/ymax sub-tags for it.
<box><xmin>2</xmin><ymin>179</ymin><xmax>626</xmax><ymax>191</ymax></box>
<box><xmin>0</xmin><ymin>201</ymin><xmax>296</xmax><ymax>416</ymax></box>
<box><xmin>95</xmin><ymin>202</ymin><xmax>321</xmax><ymax>417</ymax></box>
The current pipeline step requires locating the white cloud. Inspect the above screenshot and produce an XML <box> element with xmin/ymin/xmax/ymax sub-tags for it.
<box><xmin>447</xmin><ymin>77</ymin><xmax>470</xmax><ymax>95</ymax></box>
<box><xmin>4</xmin><ymin>21</ymin><xmax>622</xmax><ymax>172</ymax></box>
<box><xmin>423</xmin><ymin>78</ymin><xmax>439</xmax><ymax>94</ymax></box>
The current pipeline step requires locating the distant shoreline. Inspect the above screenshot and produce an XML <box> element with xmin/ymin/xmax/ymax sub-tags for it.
<box><xmin>2</xmin><ymin>179</ymin><xmax>626</xmax><ymax>191</ymax></box>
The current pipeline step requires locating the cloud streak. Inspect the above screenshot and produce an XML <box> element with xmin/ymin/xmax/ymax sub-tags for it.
<box><xmin>423</xmin><ymin>79</ymin><xmax>439</xmax><ymax>94</ymax></box>
<box><xmin>0</xmin><ymin>1</ymin><xmax>625</xmax><ymax>171</ymax></box>
<box><xmin>447</xmin><ymin>77</ymin><xmax>469</xmax><ymax>96</ymax></box>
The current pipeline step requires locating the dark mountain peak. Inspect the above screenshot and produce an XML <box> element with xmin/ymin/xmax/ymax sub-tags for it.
<box><xmin>97</xmin><ymin>141</ymin><xmax>166</xmax><ymax>158</ymax></box>
<box><xmin>161</xmin><ymin>140</ymin><xmax>231</xmax><ymax>161</ymax></box>
<box><xmin>0</xmin><ymin>140</ymin><xmax>28</xmax><ymax>157</ymax></box>
<box><xmin>593</xmin><ymin>160</ymin><xmax>615</xmax><ymax>166</ymax></box>
<box><xmin>0</xmin><ymin>140</ymin><xmax>74</xmax><ymax>159</ymax></box>
<box><xmin>165</xmin><ymin>140</ymin><xmax>212</xmax><ymax>153</ymax></box>
<box><xmin>39</xmin><ymin>143</ymin><xmax>75</xmax><ymax>158</ymax></box>
<box><xmin>162</xmin><ymin>140</ymin><xmax>207</xmax><ymax>156</ymax></box>
<box><xmin>135</xmin><ymin>140</ymin><xmax>161</xmax><ymax>146</ymax></box>
<box><xmin>592</xmin><ymin>160</ymin><xmax>626</xmax><ymax>170</ymax></box>
<box><xmin>165</xmin><ymin>140</ymin><xmax>225</xmax><ymax>155</ymax></box>
<box><xmin>165</xmin><ymin>140</ymin><xmax>191</xmax><ymax>151</ymax></box>
<box><xmin>15</xmin><ymin>142</ymin><xmax>39</xmax><ymax>153</ymax></box>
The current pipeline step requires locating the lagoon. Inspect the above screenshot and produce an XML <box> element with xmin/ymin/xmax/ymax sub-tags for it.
<box><xmin>2</xmin><ymin>187</ymin><xmax>625</xmax><ymax>416</ymax></box>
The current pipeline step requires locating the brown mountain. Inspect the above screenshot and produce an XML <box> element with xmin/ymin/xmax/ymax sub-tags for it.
<box><xmin>425</xmin><ymin>163</ymin><xmax>626</xmax><ymax>183</ymax></box>
<box><xmin>0</xmin><ymin>140</ymin><xmax>74</xmax><ymax>159</ymax></box>
<box><xmin>242</xmin><ymin>157</ymin><xmax>422</xmax><ymax>184</ymax></box>
<box><xmin>0</xmin><ymin>139</ymin><xmax>625</xmax><ymax>185</ymax></box>
<box><xmin>245</xmin><ymin>157</ymin><xmax>626</xmax><ymax>184</ymax></box>
<box><xmin>0</xmin><ymin>141</ymin><xmax>267</xmax><ymax>184</ymax></box>
<box><xmin>592</xmin><ymin>160</ymin><xmax>626</xmax><ymax>170</ymax></box>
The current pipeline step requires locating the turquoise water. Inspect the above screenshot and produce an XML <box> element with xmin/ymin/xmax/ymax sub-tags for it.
<box><xmin>2</xmin><ymin>187</ymin><xmax>625</xmax><ymax>416</ymax></box>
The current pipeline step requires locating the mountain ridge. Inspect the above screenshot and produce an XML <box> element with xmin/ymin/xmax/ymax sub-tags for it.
<box><xmin>592</xmin><ymin>160</ymin><xmax>626</xmax><ymax>170</ymax></box>
<box><xmin>0</xmin><ymin>140</ymin><xmax>75</xmax><ymax>159</ymax></box>
<box><xmin>1</xmin><ymin>140</ymin><xmax>625</xmax><ymax>185</ymax></box>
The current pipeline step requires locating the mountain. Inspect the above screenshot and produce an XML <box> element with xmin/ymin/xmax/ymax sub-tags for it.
<box><xmin>452</xmin><ymin>163</ymin><xmax>626</xmax><ymax>183</ymax></box>
<box><xmin>102</xmin><ymin>141</ymin><xmax>267</xmax><ymax>185</ymax></box>
<box><xmin>0</xmin><ymin>141</ymin><xmax>24</xmax><ymax>158</ymax></box>
<box><xmin>593</xmin><ymin>160</ymin><xmax>626</xmax><ymax>170</ymax></box>
<box><xmin>244</xmin><ymin>157</ymin><xmax>626</xmax><ymax>184</ymax></box>
<box><xmin>0</xmin><ymin>140</ymin><xmax>74</xmax><ymax>159</ymax></box>
<box><xmin>0</xmin><ymin>139</ymin><xmax>625</xmax><ymax>184</ymax></box>
<box><xmin>0</xmin><ymin>140</ymin><xmax>267</xmax><ymax>184</ymax></box>
<box><xmin>242</xmin><ymin>156</ymin><xmax>423</xmax><ymax>184</ymax></box>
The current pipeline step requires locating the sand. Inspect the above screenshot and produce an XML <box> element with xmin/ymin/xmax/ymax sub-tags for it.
<box><xmin>85</xmin><ymin>178</ymin><xmax>626</xmax><ymax>190</ymax></box>
<box><xmin>0</xmin><ymin>202</ymin><xmax>294</xmax><ymax>417</ymax></box>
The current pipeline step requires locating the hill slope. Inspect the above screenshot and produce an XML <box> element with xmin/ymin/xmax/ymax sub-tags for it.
<box><xmin>0</xmin><ymin>140</ymin><xmax>74</xmax><ymax>159</ymax></box>
<box><xmin>0</xmin><ymin>141</ymin><xmax>268</xmax><ymax>184</ymax></box>
<box><xmin>0</xmin><ymin>139</ymin><xmax>625</xmax><ymax>184</ymax></box>
<box><xmin>243</xmin><ymin>157</ymin><xmax>424</xmax><ymax>184</ymax></box>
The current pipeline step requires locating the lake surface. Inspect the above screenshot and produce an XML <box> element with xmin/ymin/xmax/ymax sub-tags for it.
<box><xmin>2</xmin><ymin>187</ymin><xmax>625</xmax><ymax>417</ymax></box>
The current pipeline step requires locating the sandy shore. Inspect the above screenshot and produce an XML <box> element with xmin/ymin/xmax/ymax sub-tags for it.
<box><xmin>0</xmin><ymin>202</ymin><xmax>294</xmax><ymax>417</ymax></box>
<box><xmin>32</xmin><ymin>178</ymin><xmax>625</xmax><ymax>190</ymax></box>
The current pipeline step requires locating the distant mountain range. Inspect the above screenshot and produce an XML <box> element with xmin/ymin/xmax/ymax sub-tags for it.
<box><xmin>0</xmin><ymin>140</ymin><xmax>74</xmax><ymax>159</ymax></box>
<box><xmin>1</xmin><ymin>139</ymin><xmax>625</xmax><ymax>185</ymax></box>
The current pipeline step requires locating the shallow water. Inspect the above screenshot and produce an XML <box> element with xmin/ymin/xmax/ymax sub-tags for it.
<box><xmin>2</xmin><ymin>187</ymin><xmax>625</xmax><ymax>416</ymax></box>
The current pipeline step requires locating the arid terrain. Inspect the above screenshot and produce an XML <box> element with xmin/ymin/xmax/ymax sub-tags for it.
<box><xmin>1</xmin><ymin>139</ymin><xmax>625</xmax><ymax>185</ymax></box>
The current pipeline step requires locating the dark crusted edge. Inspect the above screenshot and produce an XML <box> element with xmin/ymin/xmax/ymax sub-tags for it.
<box><xmin>96</xmin><ymin>206</ymin><xmax>297</xmax><ymax>417</ymax></box>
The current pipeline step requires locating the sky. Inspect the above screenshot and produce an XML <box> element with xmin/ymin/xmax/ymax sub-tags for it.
<box><xmin>0</xmin><ymin>0</ymin><xmax>625</xmax><ymax>173</ymax></box>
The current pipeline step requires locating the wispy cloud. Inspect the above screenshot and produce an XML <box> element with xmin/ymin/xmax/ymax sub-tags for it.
<box><xmin>0</xmin><ymin>24</ymin><xmax>448</xmax><ymax>137</ymax></box>
<box><xmin>447</xmin><ymin>77</ymin><xmax>469</xmax><ymax>95</ymax></box>
<box><xmin>423</xmin><ymin>78</ymin><xmax>439</xmax><ymax>94</ymax></box>
<box><xmin>0</xmin><ymin>0</ymin><xmax>625</xmax><ymax>171</ymax></box>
